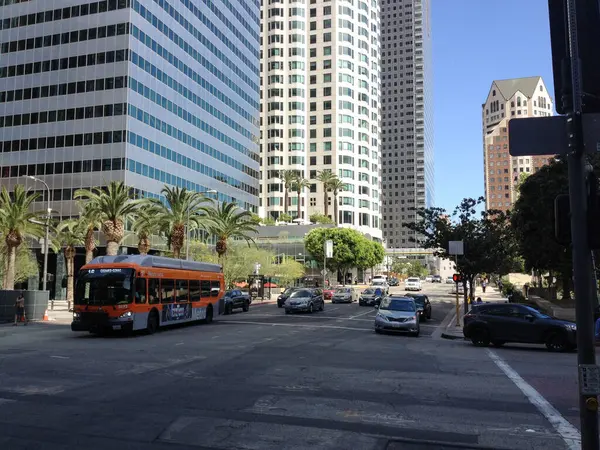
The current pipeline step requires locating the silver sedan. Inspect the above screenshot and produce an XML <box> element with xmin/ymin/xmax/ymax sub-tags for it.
<box><xmin>374</xmin><ymin>296</ymin><xmax>420</xmax><ymax>337</ymax></box>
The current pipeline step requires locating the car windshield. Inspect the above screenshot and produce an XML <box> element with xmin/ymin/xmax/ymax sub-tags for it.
<box><xmin>406</xmin><ymin>278</ymin><xmax>419</xmax><ymax>283</ymax></box>
<box><xmin>379</xmin><ymin>298</ymin><xmax>415</xmax><ymax>312</ymax></box>
<box><xmin>75</xmin><ymin>268</ymin><xmax>134</xmax><ymax>306</ymax></box>
<box><xmin>283</xmin><ymin>288</ymin><xmax>296</xmax><ymax>296</ymax></box>
<box><xmin>408</xmin><ymin>295</ymin><xmax>425</xmax><ymax>305</ymax></box>
<box><xmin>290</xmin><ymin>290</ymin><xmax>312</xmax><ymax>298</ymax></box>
<box><xmin>336</xmin><ymin>288</ymin><xmax>351</xmax><ymax>293</ymax></box>
<box><xmin>372</xmin><ymin>280</ymin><xmax>385</xmax><ymax>285</ymax></box>
<box><xmin>363</xmin><ymin>288</ymin><xmax>375</xmax><ymax>294</ymax></box>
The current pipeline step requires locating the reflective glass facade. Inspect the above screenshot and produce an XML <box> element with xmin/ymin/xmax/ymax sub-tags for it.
<box><xmin>0</xmin><ymin>0</ymin><xmax>260</xmax><ymax>217</ymax></box>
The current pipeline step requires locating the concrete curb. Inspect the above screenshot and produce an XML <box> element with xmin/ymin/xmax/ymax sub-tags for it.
<box><xmin>441</xmin><ymin>331</ymin><xmax>466</xmax><ymax>340</ymax></box>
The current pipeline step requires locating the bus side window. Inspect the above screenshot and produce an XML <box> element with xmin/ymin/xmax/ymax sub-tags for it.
<box><xmin>190</xmin><ymin>280</ymin><xmax>201</xmax><ymax>302</ymax></box>
<box><xmin>210</xmin><ymin>280</ymin><xmax>220</xmax><ymax>297</ymax></box>
<box><xmin>148</xmin><ymin>279</ymin><xmax>159</xmax><ymax>304</ymax></box>
<box><xmin>135</xmin><ymin>278</ymin><xmax>147</xmax><ymax>304</ymax></box>
<box><xmin>201</xmin><ymin>280</ymin><xmax>211</xmax><ymax>298</ymax></box>
<box><xmin>161</xmin><ymin>279</ymin><xmax>174</xmax><ymax>303</ymax></box>
<box><xmin>177</xmin><ymin>279</ymin><xmax>188</xmax><ymax>302</ymax></box>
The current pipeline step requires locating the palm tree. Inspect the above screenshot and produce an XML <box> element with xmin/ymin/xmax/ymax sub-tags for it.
<box><xmin>77</xmin><ymin>202</ymin><xmax>102</xmax><ymax>264</ymax></box>
<box><xmin>144</xmin><ymin>186</ymin><xmax>208</xmax><ymax>259</ymax></box>
<box><xmin>328</xmin><ymin>178</ymin><xmax>348</xmax><ymax>226</ymax></box>
<box><xmin>132</xmin><ymin>209</ymin><xmax>159</xmax><ymax>255</ymax></box>
<box><xmin>203</xmin><ymin>201</ymin><xmax>258</xmax><ymax>260</ymax></box>
<box><xmin>280</xmin><ymin>169</ymin><xmax>297</xmax><ymax>215</ymax></box>
<box><xmin>74</xmin><ymin>181</ymin><xmax>138</xmax><ymax>256</ymax></box>
<box><xmin>55</xmin><ymin>220</ymin><xmax>86</xmax><ymax>308</ymax></box>
<box><xmin>0</xmin><ymin>185</ymin><xmax>45</xmax><ymax>290</ymax></box>
<box><xmin>316</xmin><ymin>170</ymin><xmax>336</xmax><ymax>219</ymax></box>
<box><xmin>292</xmin><ymin>175</ymin><xmax>310</xmax><ymax>220</ymax></box>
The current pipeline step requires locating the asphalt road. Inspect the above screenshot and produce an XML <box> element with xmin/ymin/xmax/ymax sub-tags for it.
<box><xmin>0</xmin><ymin>283</ymin><xmax>579</xmax><ymax>449</ymax></box>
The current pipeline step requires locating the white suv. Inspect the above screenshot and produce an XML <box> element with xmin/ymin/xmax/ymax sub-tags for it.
<box><xmin>404</xmin><ymin>277</ymin><xmax>422</xmax><ymax>291</ymax></box>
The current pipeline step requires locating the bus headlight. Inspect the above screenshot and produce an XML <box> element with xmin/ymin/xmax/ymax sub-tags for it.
<box><xmin>119</xmin><ymin>311</ymin><xmax>133</xmax><ymax>319</ymax></box>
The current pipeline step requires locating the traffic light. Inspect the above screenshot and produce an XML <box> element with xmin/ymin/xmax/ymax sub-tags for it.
<box><xmin>548</xmin><ymin>0</ymin><xmax>600</xmax><ymax>114</ymax></box>
<box><xmin>452</xmin><ymin>273</ymin><xmax>462</xmax><ymax>283</ymax></box>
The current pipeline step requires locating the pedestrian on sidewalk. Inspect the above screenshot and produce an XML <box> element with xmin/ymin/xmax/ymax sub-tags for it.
<box><xmin>13</xmin><ymin>292</ymin><xmax>27</xmax><ymax>326</ymax></box>
<box><xmin>482</xmin><ymin>279</ymin><xmax>487</xmax><ymax>293</ymax></box>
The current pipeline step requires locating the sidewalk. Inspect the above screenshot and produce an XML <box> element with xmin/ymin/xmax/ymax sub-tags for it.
<box><xmin>441</xmin><ymin>286</ymin><xmax>507</xmax><ymax>340</ymax></box>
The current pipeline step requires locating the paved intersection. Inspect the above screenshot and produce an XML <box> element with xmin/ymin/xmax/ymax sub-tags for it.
<box><xmin>0</xmin><ymin>283</ymin><xmax>582</xmax><ymax>449</ymax></box>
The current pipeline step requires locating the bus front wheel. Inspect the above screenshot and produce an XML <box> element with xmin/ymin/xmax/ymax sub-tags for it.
<box><xmin>147</xmin><ymin>311</ymin><xmax>159</xmax><ymax>335</ymax></box>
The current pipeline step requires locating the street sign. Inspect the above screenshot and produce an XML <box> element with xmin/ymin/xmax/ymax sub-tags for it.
<box><xmin>321</xmin><ymin>269</ymin><xmax>327</xmax><ymax>276</ymax></box>
<box><xmin>448</xmin><ymin>241</ymin><xmax>464</xmax><ymax>256</ymax></box>
<box><xmin>325</xmin><ymin>240</ymin><xmax>333</xmax><ymax>258</ymax></box>
<box><xmin>579</xmin><ymin>364</ymin><xmax>600</xmax><ymax>395</ymax></box>
<box><xmin>508</xmin><ymin>114</ymin><xmax>600</xmax><ymax>156</ymax></box>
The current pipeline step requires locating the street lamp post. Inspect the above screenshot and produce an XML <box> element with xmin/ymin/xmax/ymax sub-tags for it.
<box><xmin>23</xmin><ymin>175</ymin><xmax>51</xmax><ymax>291</ymax></box>
<box><xmin>186</xmin><ymin>189</ymin><xmax>217</xmax><ymax>260</ymax></box>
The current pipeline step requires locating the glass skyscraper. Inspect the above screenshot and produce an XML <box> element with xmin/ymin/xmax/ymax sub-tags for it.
<box><xmin>0</xmin><ymin>0</ymin><xmax>261</xmax><ymax>220</ymax></box>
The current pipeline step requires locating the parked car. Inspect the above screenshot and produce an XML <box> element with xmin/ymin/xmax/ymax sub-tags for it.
<box><xmin>405</xmin><ymin>293</ymin><xmax>432</xmax><ymax>321</ymax></box>
<box><xmin>323</xmin><ymin>288</ymin><xmax>335</xmax><ymax>300</ymax></box>
<box><xmin>331</xmin><ymin>287</ymin><xmax>357</xmax><ymax>303</ymax></box>
<box><xmin>431</xmin><ymin>275</ymin><xmax>442</xmax><ymax>283</ymax></box>
<box><xmin>359</xmin><ymin>288</ymin><xmax>383</xmax><ymax>307</ymax></box>
<box><xmin>388</xmin><ymin>277</ymin><xmax>399</xmax><ymax>287</ymax></box>
<box><xmin>425</xmin><ymin>276</ymin><xmax>433</xmax><ymax>283</ymax></box>
<box><xmin>404</xmin><ymin>277</ymin><xmax>422</xmax><ymax>291</ymax></box>
<box><xmin>277</xmin><ymin>287</ymin><xmax>297</xmax><ymax>308</ymax></box>
<box><xmin>451</xmin><ymin>282</ymin><xmax>471</xmax><ymax>295</ymax></box>
<box><xmin>284</xmin><ymin>289</ymin><xmax>324</xmax><ymax>314</ymax></box>
<box><xmin>374</xmin><ymin>295</ymin><xmax>420</xmax><ymax>336</ymax></box>
<box><xmin>371</xmin><ymin>279</ymin><xmax>389</xmax><ymax>295</ymax></box>
<box><xmin>463</xmin><ymin>303</ymin><xmax>576</xmax><ymax>352</ymax></box>
<box><xmin>223</xmin><ymin>289</ymin><xmax>251</xmax><ymax>314</ymax></box>
<box><xmin>446</xmin><ymin>276</ymin><xmax>454</xmax><ymax>284</ymax></box>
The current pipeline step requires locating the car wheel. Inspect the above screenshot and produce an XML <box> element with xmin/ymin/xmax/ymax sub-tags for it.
<box><xmin>470</xmin><ymin>328</ymin><xmax>490</xmax><ymax>347</ymax></box>
<box><xmin>420</xmin><ymin>314</ymin><xmax>427</xmax><ymax>322</ymax></box>
<box><xmin>491</xmin><ymin>340</ymin><xmax>506</xmax><ymax>347</ymax></box>
<box><xmin>412</xmin><ymin>329</ymin><xmax>420</xmax><ymax>337</ymax></box>
<box><xmin>278</xmin><ymin>303</ymin><xmax>283</xmax><ymax>308</ymax></box>
<box><xmin>545</xmin><ymin>332</ymin><xmax>569</xmax><ymax>352</ymax></box>
<box><xmin>308</xmin><ymin>303</ymin><xmax>314</xmax><ymax>313</ymax></box>
<box><xmin>320</xmin><ymin>302</ymin><xmax>325</xmax><ymax>311</ymax></box>
<box><xmin>285</xmin><ymin>310</ymin><xmax>291</xmax><ymax>315</ymax></box>
<box><xmin>242</xmin><ymin>301</ymin><xmax>249</xmax><ymax>312</ymax></box>
<box><xmin>375</xmin><ymin>328</ymin><xmax>382</xmax><ymax>334</ymax></box>
<box><xmin>146</xmin><ymin>311</ymin><xmax>159</xmax><ymax>335</ymax></box>
<box><xmin>224</xmin><ymin>304</ymin><xmax>233</xmax><ymax>315</ymax></box>
<box><xmin>427</xmin><ymin>311</ymin><xmax>432</xmax><ymax>320</ymax></box>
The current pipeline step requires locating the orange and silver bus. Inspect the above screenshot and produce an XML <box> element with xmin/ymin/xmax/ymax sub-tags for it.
<box><xmin>71</xmin><ymin>255</ymin><xmax>224</xmax><ymax>334</ymax></box>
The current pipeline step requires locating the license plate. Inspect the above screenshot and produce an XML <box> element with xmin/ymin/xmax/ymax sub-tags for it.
<box><xmin>112</xmin><ymin>325</ymin><xmax>121</xmax><ymax>330</ymax></box>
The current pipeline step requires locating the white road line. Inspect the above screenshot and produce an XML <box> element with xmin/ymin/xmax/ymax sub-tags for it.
<box><xmin>487</xmin><ymin>349</ymin><xmax>580</xmax><ymax>450</ymax></box>
<box><xmin>49</xmin><ymin>355</ymin><xmax>69</xmax><ymax>359</ymax></box>
<box><xmin>349</xmin><ymin>309</ymin><xmax>376</xmax><ymax>319</ymax></box>
<box><xmin>225</xmin><ymin>320</ymin><xmax>370</xmax><ymax>332</ymax></box>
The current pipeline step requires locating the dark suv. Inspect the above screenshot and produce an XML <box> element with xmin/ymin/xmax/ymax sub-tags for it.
<box><xmin>463</xmin><ymin>303</ymin><xmax>576</xmax><ymax>352</ymax></box>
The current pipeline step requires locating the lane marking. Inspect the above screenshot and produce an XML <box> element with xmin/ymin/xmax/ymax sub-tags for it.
<box><xmin>49</xmin><ymin>355</ymin><xmax>69</xmax><ymax>359</ymax></box>
<box><xmin>221</xmin><ymin>313</ymin><xmax>438</xmax><ymax>327</ymax></box>
<box><xmin>225</xmin><ymin>320</ymin><xmax>371</xmax><ymax>332</ymax></box>
<box><xmin>349</xmin><ymin>309</ymin><xmax>377</xmax><ymax>319</ymax></box>
<box><xmin>487</xmin><ymin>349</ymin><xmax>580</xmax><ymax>450</ymax></box>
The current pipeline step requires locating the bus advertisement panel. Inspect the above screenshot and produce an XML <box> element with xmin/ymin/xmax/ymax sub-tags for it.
<box><xmin>71</xmin><ymin>255</ymin><xmax>224</xmax><ymax>334</ymax></box>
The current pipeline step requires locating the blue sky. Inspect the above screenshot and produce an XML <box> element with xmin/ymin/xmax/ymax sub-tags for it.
<box><xmin>432</xmin><ymin>0</ymin><xmax>555</xmax><ymax>212</ymax></box>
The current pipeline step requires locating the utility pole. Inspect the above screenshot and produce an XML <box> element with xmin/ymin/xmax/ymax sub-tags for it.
<box><xmin>563</xmin><ymin>1</ymin><xmax>599</xmax><ymax>445</ymax></box>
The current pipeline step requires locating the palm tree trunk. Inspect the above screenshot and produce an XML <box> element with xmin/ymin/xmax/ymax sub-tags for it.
<box><xmin>334</xmin><ymin>194</ymin><xmax>339</xmax><ymax>226</ymax></box>
<box><xmin>2</xmin><ymin>255</ymin><xmax>7</xmax><ymax>289</ymax></box>
<box><xmin>297</xmin><ymin>190</ymin><xmax>301</xmax><ymax>220</ymax></box>
<box><xmin>173</xmin><ymin>246</ymin><xmax>181</xmax><ymax>259</ymax></box>
<box><xmin>5</xmin><ymin>244</ymin><xmax>16</xmax><ymax>290</ymax></box>
<box><xmin>65</xmin><ymin>247</ymin><xmax>75</xmax><ymax>309</ymax></box>
<box><xmin>284</xmin><ymin>189</ymin><xmax>289</xmax><ymax>215</ymax></box>
<box><xmin>85</xmin><ymin>229</ymin><xmax>95</xmax><ymax>263</ymax></box>
<box><xmin>323</xmin><ymin>190</ymin><xmax>329</xmax><ymax>218</ymax></box>
<box><xmin>106</xmin><ymin>241</ymin><xmax>119</xmax><ymax>256</ymax></box>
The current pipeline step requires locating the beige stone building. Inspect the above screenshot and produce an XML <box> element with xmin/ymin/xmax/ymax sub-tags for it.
<box><xmin>482</xmin><ymin>77</ymin><xmax>554</xmax><ymax>211</ymax></box>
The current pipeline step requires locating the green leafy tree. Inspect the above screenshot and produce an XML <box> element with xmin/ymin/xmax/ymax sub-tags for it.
<box><xmin>0</xmin><ymin>185</ymin><xmax>46</xmax><ymax>290</ymax></box>
<box><xmin>0</xmin><ymin>243</ymin><xmax>39</xmax><ymax>287</ymax></box>
<box><xmin>316</xmin><ymin>170</ymin><xmax>337</xmax><ymax>219</ymax></box>
<box><xmin>305</xmin><ymin>227</ymin><xmax>371</xmax><ymax>285</ymax></box>
<box><xmin>202</xmin><ymin>201</ymin><xmax>258</xmax><ymax>260</ymax></box>
<box><xmin>74</xmin><ymin>181</ymin><xmax>138</xmax><ymax>256</ymax></box>
<box><xmin>77</xmin><ymin>202</ymin><xmax>102</xmax><ymax>264</ymax></box>
<box><xmin>272</xmin><ymin>257</ymin><xmax>305</xmax><ymax>287</ymax></box>
<box><xmin>143</xmin><ymin>186</ymin><xmax>208</xmax><ymax>259</ymax></box>
<box><xmin>261</xmin><ymin>217</ymin><xmax>276</xmax><ymax>225</ymax></box>
<box><xmin>309</xmin><ymin>213</ymin><xmax>334</xmax><ymax>224</ymax></box>
<box><xmin>279</xmin><ymin>213</ymin><xmax>292</xmax><ymax>223</ymax></box>
<box><xmin>405</xmin><ymin>197</ymin><xmax>519</xmax><ymax>310</ymax></box>
<box><xmin>132</xmin><ymin>209</ymin><xmax>160</xmax><ymax>255</ymax></box>
<box><xmin>356</xmin><ymin>240</ymin><xmax>385</xmax><ymax>273</ymax></box>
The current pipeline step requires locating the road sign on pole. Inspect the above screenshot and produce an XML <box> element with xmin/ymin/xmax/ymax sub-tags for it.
<box><xmin>448</xmin><ymin>241</ymin><xmax>464</xmax><ymax>256</ymax></box>
<box><xmin>325</xmin><ymin>240</ymin><xmax>333</xmax><ymax>258</ymax></box>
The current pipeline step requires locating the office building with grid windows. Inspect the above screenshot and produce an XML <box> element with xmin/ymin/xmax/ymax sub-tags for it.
<box><xmin>0</xmin><ymin>0</ymin><xmax>260</xmax><ymax>293</ymax></box>
<box><xmin>380</xmin><ymin>0</ymin><xmax>433</xmax><ymax>248</ymax></box>
<box><xmin>259</xmin><ymin>0</ymin><xmax>382</xmax><ymax>240</ymax></box>
<box><xmin>0</xmin><ymin>0</ymin><xmax>260</xmax><ymax>220</ymax></box>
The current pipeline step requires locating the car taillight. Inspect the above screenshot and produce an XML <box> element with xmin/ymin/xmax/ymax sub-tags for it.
<box><xmin>464</xmin><ymin>313</ymin><xmax>474</xmax><ymax>320</ymax></box>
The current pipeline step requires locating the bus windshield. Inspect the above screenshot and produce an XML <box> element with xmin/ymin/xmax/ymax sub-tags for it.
<box><xmin>75</xmin><ymin>268</ymin><xmax>134</xmax><ymax>306</ymax></box>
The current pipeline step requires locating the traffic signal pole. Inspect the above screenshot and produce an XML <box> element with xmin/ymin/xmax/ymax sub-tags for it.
<box><xmin>564</xmin><ymin>0</ymin><xmax>599</xmax><ymax>447</ymax></box>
